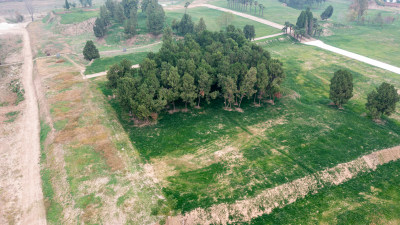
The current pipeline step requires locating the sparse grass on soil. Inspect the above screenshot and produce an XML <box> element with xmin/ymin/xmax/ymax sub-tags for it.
<box><xmin>85</xmin><ymin>51</ymin><xmax>150</xmax><ymax>74</ymax></box>
<box><xmin>99</xmin><ymin>36</ymin><xmax>400</xmax><ymax>216</ymax></box>
<box><xmin>165</xmin><ymin>7</ymin><xmax>281</xmax><ymax>37</ymax></box>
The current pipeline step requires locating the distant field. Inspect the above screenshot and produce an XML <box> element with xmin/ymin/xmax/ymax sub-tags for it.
<box><xmin>165</xmin><ymin>7</ymin><xmax>281</xmax><ymax>37</ymax></box>
<box><xmin>59</xmin><ymin>9</ymin><xmax>99</xmax><ymax>24</ymax></box>
<box><xmin>209</xmin><ymin>0</ymin><xmax>400</xmax><ymax>67</ymax></box>
<box><xmin>85</xmin><ymin>51</ymin><xmax>151</xmax><ymax>74</ymax></box>
<box><xmin>99</xmin><ymin>36</ymin><xmax>400</xmax><ymax>218</ymax></box>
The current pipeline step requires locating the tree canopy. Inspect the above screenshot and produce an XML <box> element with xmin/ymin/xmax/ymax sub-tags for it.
<box><xmin>83</xmin><ymin>40</ymin><xmax>100</xmax><ymax>60</ymax></box>
<box><xmin>106</xmin><ymin>26</ymin><xmax>285</xmax><ymax>122</ymax></box>
<box><xmin>321</xmin><ymin>5</ymin><xmax>334</xmax><ymax>20</ymax></box>
<box><xmin>366</xmin><ymin>82</ymin><xmax>399</xmax><ymax>119</ymax></box>
<box><xmin>329</xmin><ymin>69</ymin><xmax>353</xmax><ymax>108</ymax></box>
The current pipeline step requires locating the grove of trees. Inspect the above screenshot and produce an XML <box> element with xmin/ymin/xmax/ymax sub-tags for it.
<box><xmin>107</xmin><ymin>26</ymin><xmax>285</xmax><ymax>122</ymax></box>
<box><xmin>93</xmin><ymin>0</ymin><xmax>165</xmax><ymax>38</ymax></box>
<box><xmin>283</xmin><ymin>8</ymin><xmax>323</xmax><ymax>40</ymax></box>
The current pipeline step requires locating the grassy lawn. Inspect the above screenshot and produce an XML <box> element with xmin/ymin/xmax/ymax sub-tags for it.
<box><xmin>85</xmin><ymin>51</ymin><xmax>151</xmax><ymax>74</ymax></box>
<box><xmin>165</xmin><ymin>7</ymin><xmax>281</xmax><ymax>37</ymax></box>
<box><xmin>250</xmin><ymin>160</ymin><xmax>400</xmax><ymax>224</ymax></box>
<box><xmin>209</xmin><ymin>0</ymin><xmax>400</xmax><ymax>67</ymax></box>
<box><xmin>99</xmin><ymin>37</ymin><xmax>400</xmax><ymax>215</ymax></box>
<box><xmin>59</xmin><ymin>9</ymin><xmax>99</xmax><ymax>24</ymax></box>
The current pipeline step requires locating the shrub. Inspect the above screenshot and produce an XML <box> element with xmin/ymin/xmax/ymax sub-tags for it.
<box><xmin>83</xmin><ymin>40</ymin><xmax>100</xmax><ymax>61</ymax></box>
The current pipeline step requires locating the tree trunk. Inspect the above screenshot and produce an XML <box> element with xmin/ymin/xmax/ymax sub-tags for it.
<box><xmin>173</xmin><ymin>101</ymin><xmax>176</xmax><ymax>111</ymax></box>
<box><xmin>198</xmin><ymin>96</ymin><xmax>201</xmax><ymax>107</ymax></box>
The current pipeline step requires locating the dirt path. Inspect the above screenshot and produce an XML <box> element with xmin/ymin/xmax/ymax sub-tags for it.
<box><xmin>167</xmin><ymin>145</ymin><xmax>400</xmax><ymax>224</ymax></box>
<box><xmin>0</xmin><ymin>23</ymin><xmax>47</xmax><ymax>224</ymax></box>
<box><xmin>20</xmin><ymin>25</ymin><xmax>47</xmax><ymax>225</ymax></box>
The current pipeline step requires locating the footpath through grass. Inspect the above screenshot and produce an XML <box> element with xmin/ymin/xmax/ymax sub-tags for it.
<box><xmin>99</xmin><ymin>37</ymin><xmax>400</xmax><ymax>215</ymax></box>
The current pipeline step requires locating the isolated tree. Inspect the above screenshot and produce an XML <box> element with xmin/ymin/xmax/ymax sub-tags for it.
<box><xmin>321</xmin><ymin>5</ymin><xmax>333</xmax><ymax>20</ymax></box>
<box><xmin>65</xmin><ymin>0</ymin><xmax>70</xmax><ymax>10</ymax></box>
<box><xmin>238</xmin><ymin>67</ymin><xmax>257</xmax><ymax>107</ymax></box>
<box><xmin>366</xmin><ymin>82</ymin><xmax>400</xmax><ymax>119</ymax></box>
<box><xmin>329</xmin><ymin>69</ymin><xmax>354</xmax><ymax>108</ymax></box>
<box><xmin>243</xmin><ymin>25</ymin><xmax>255</xmax><ymax>40</ymax></box>
<box><xmin>83</xmin><ymin>40</ymin><xmax>100</xmax><ymax>60</ymax></box>
<box><xmin>176</xmin><ymin>14</ymin><xmax>194</xmax><ymax>35</ymax></box>
<box><xmin>194</xmin><ymin>18</ymin><xmax>207</xmax><ymax>33</ymax></box>
<box><xmin>184</xmin><ymin>1</ymin><xmax>191</xmax><ymax>14</ymax></box>
<box><xmin>146</xmin><ymin>0</ymin><xmax>165</xmax><ymax>35</ymax></box>
<box><xmin>180</xmin><ymin>73</ymin><xmax>197</xmax><ymax>109</ymax></box>
<box><xmin>93</xmin><ymin>18</ymin><xmax>107</xmax><ymax>38</ymax></box>
<box><xmin>24</xmin><ymin>0</ymin><xmax>34</xmax><ymax>21</ymax></box>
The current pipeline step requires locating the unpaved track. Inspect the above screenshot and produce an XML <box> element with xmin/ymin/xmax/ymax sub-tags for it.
<box><xmin>20</xmin><ymin>26</ymin><xmax>47</xmax><ymax>225</ymax></box>
<box><xmin>0</xmin><ymin>23</ymin><xmax>47</xmax><ymax>224</ymax></box>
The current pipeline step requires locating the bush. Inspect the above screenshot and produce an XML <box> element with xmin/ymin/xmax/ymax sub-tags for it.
<box><xmin>83</xmin><ymin>40</ymin><xmax>100</xmax><ymax>61</ymax></box>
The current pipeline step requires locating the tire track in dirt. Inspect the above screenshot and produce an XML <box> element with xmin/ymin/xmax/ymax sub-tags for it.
<box><xmin>167</xmin><ymin>145</ymin><xmax>400</xmax><ymax>224</ymax></box>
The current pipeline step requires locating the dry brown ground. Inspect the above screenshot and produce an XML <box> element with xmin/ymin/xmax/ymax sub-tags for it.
<box><xmin>29</xmin><ymin>18</ymin><xmax>162</xmax><ymax>224</ymax></box>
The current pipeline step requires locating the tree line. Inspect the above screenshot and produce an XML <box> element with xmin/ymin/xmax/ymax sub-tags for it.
<box><xmin>93</xmin><ymin>0</ymin><xmax>165</xmax><ymax>39</ymax></box>
<box><xmin>106</xmin><ymin>26</ymin><xmax>285</xmax><ymax>122</ymax></box>
<box><xmin>278</xmin><ymin>0</ymin><xmax>327</xmax><ymax>9</ymax></box>
<box><xmin>226</xmin><ymin>0</ymin><xmax>266</xmax><ymax>16</ymax></box>
<box><xmin>282</xmin><ymin>8</ymin><xmax>324</xmax><ymax>40</ymax></box>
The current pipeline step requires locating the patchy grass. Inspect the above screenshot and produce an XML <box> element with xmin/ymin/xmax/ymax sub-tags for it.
<box><xmin>99</xmin><ymin>37</ymin><xmax>400</xmax><ymax>216</ymax></box>
<box><xmin>165</xmin><ymin>7</ymin><xmax>281</xmax><ymax>37</ymax></box>
<box><xmin>54</xmin><ymin>119</ymin><xmax>68</xmax><ymax>131</ymax></box>
<box><xmin>4</xmin><ymin>111</ymin><xmax>19</xmax><ymax>123</ymax></box>
<box><xmin>85</xmin><ymin>51</ymin><xmax>150</xmax><ymax>74</ymax></box>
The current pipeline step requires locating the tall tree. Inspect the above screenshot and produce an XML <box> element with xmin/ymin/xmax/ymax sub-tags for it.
<box><xmin>176</xmin><ymin>14</ymin><xmax>194</xmax><ymax>35</ymax></box>
<box><xmin>114</xmin><ymin>4</ymin><xmax>126</xmax><ymax>23</ymax></box>
<box><xmin>180</xmin><ymin>73</ymin><xmax>197</xmax><ymax>109</ymax></box>
<box><xmin>93</xmin><ymin>18</ymin><xmax>107</xmax><ymax>38</ymax></box>
<box><xmin>105</xmin><ymin>0</ymin><xmax>116</xmax><ymax>17</ymax></box>
<box><xmin>255</xmin><ymin>63</ymin><xmax>269</xmax><ymax>104</ymax></box>
<box><xmin>100</xmin><ymin>5</ymin><xmax>111</xmax><ymax>26</ymax></box>
<box><xmin>83</xmin><ymin>40</ymin><xmax>100</xmax><ymax>60</ymax></box>
<box><xmin>167</xmin><ymin>67</ymin><xmax>181</xmax><ymax>110</ymax></box>
<box><xmin>124</xmin><ymin>9</ymin><xmax>137</xmax><ymax>37</ymax></box>
<box><xmin>329</xmin><ymin>69</ymin><xmax>354</xmax><ymax>108</ymax></box>
<box><xmin>122</xmin><ymin>0</ymin><xmax>138</xmax><ymax>18</ymax></box>
<box><xmin>24</xmin><ymin>0</ymin><xmax>34</xmax><ymax>21</ymax></box>
<box><xmin>146</xmin><ymin>0</ymin><xmax>165</xmax><ymax>35</ymax></box>
<box><xmin>237</xmin><ymin>67</ymin><xmax>257</xmax><ymax>108</ymax></box>
<box><xmin>243</xmin><ymin>24</ymin><xmax>255</xmax><ymax>40</ymax></box>
<box><xmin>65</xmin><ymin>0</ymin><xmax>70</xmax><ymax>10</ymax></box>
<box><xmin>194</xmin><ymin>18</ymin><xmax>207</xmax><ymax>33</ymax></box>
<box><xmin>349</xmin><ymin>0</ymin><xmax>368</xmax><ymax>22</ymax></box>
<box><xmin>196</xmin><ymin>68</ymin><xmax>213</xmax><ymax>107</ymax></box>
<box><xmin>366</xmin><ymin>82</ymin><xmax>400</xmax><ymax>119</ymax></box>
<box><xmin>184</xmin><ymin>1</ymin><xmax>191</xmax><ymax>14</ymax></box>
<box><xmin>141</xmin><ymin>0</ymin><xmax>151</xmax><ymax>12</ymax></box>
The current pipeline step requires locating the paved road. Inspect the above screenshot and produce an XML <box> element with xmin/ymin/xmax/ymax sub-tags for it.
<box><xmin>304</xmin><ymin>40</ymin><xmax>400</xmax><ymax>74</ymax></box>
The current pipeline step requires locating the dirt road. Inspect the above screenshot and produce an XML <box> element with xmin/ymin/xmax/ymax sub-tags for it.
<box><xmin>0</xmin><ymin>23</ymin><xmax>47</xmax><ymax>224</ymax></box>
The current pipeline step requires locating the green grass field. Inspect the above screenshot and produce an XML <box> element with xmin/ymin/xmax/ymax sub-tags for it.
<box><xmin>210</xmin><ymin>0</ymin><xmax>400</xmax><ymax>67</ymax></box>
<box><xmin>165</xmin><ymin>7</ymin><xmax>281</xmax><ymax>37</ymax></box>
<box><xmin>85</xmin><ymin>51</ymin><xmax>151</xmax><ymax>74</ymax></box>
<box><xmin>99</xmin><ymin>36</ymin><xmax>400</xmax><ymax>216</ymax></box>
